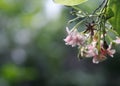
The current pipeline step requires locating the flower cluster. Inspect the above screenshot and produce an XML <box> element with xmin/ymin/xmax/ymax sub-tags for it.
<box><xmin>64</xmin><ymin>26</ymin><xmax>120</xmax><ymax>63</ymax></box>
<box><xmin>63</xmin><ymin>0</ymin><xmax>120</xmax><ymax>63</ymax></box>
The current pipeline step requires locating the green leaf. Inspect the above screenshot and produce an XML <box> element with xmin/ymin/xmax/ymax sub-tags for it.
<box><xmin>106</xmin><ymin>7</ymin><xmax>114</xmax><ymax>20</ymax></box>
<box><xmin>53</xmin><ymin>0</ymin><xmax>88</xmax><ymax>6</ymax></box>
<box><xmin>109</xmin><ymin>0</ymin><xmax>120</xmax><ymax>35</ymax></box>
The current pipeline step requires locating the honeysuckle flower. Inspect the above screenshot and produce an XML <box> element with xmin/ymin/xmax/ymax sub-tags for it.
<box><xmin>64</xmin><ymin>27</ymin><xmax>86</xmax><ymax>47</ymax></box>
<box><xmin>113</xmin><ymin>37</ymin><xmax>120</xmax><ymax>44</ymax></box>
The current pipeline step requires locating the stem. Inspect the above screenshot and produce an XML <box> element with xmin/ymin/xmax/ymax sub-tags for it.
<box><xmin>92</xmin><ymin>0</ymin><xmax>108</xmax><ymax>14</ymax></box>
<box><xmin>100</xmin><ymin>0</ymin><xmax>108</xmax><ymax>13</ymax></box>
<box><xmin>98</xmin><ymin>26</ymin><xmax>101</xmax><ymax>53</ymax></box>
<box><xmin>67</xmin><ymin>17</ymin><xmax>81</xmax><ymax>25</ymax></box>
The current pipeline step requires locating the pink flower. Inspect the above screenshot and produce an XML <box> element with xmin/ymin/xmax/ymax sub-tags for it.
<box><xmin>81</xmin><ymin>42</ymin><xmax>105</xmax><ymax>64</ymax></box>
<box><xmin>100</xmin><ymin>42</ymin><xmax>115</xmax><ymax>57</ymax></box>
<box><xmin>92</xmin><ymin>54</ymin><xmax>106</xmax><ymax>64</ymax></box>
<box><xmin>85</xmin><ymin>42</ymin><xmax>98</xmax><ymax>57</ymax></box>
<box><xmin>93</xmin><ymin>43</ymin><xmax>116</xmax><ymax>64</ymax></box>
<box><xmin>92</xmin><ymin>42</ymin><xmax>116</xmax><ymax>64</ymax></box>
<box><xmin>99</xmin><ymin>41</ymin><xmax>115</xmax><ymax>57</ymax></box>
<box><xmin>64</xmin><ymin>27</ymin><xmax>86</xmax><ymax>47</ymax></box>
<box><xmin>114</xmin><ymin>37</ymin><xmax>120</xmax><ymax>44</ymax></box>
<box><xmin>106</xmin><ymin>42</ymin><xmax>116</xmax><ymax>57</ymax></box>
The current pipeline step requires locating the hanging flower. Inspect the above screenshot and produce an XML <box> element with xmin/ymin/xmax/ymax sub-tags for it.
<box><xmin>100</xmin><ymin>42</ymin><xmax>116</xmax><ymax>57</ymax></box>
<box><xmin>92</xmin><ymin>54</ymin><xmax>106</xmax><ymax>64</ymax></box>
<box><xmin>84</xmin><ymin>42</ymin><xmax>98</xmax><ymax>58</ymax></box>
<box><xmin>106</xmin><ymin>42</ymin><xmax>116</xmax><ymax>57</ymax></box>
<box><xmin>92</xmin><ymin>42</ymin><xmax>116</xmax><ymax>64</ymax></box>
<box><xmin>113</xmin><ymin>37</ymin><xmax>120</xmax><ymax>44</ymax></box>
<box><xmin>64</xmin><ymin>27</ymin><xmax>86</xmax><ymax>47</ymax></box>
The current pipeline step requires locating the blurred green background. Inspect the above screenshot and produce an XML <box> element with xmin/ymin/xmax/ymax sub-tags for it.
<box><xmin>0</xmin><ymin>0</ymin><xmax>120</xmax><ymax>86</ymax></box>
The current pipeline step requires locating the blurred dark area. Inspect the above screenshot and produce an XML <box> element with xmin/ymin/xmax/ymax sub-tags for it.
<box><xmin>0</xmin><ymin>0</ymin><xmax>120</xmax><ymax>86</ymax></box>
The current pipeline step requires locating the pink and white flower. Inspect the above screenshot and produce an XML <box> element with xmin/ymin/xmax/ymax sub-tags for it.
<box><xmin>92</xmin><ymin>42</ymin><xmax>116</xmax><ymax>64</ymax></box>
<box><xmin>64</xmin><ymin>27</ymin><xmax>86</xmax><ymax>47</ymax></box>
<box><xmin>103</xmin><ymin>42</ymin><xmax>116</xmax><ymax>57</ymax></box>
<box><xmin>83</xmin><ymin>41</ymin><xmax>116</xmax><ymax>64</ymax></box>
<box><xmin>85</xmin><ymin>42</ymin><xmax>98</xmax><ymax>57</ymax></box>
<box><xmin>92</xmin><ymin>54</ymin><xmax>106</xmax><ymax>64</ymax></box>
<box><xmin>113</xmin><ymin>37</ymin><xmax>120</xmax><ymax>44</ymax></box>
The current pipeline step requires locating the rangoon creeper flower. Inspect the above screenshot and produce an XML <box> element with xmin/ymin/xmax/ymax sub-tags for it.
<box><xmin>113</xmin><ymin>37</ymin><xmax>120</xmax><ymax>44</ymax></box>
<box><xmin>101</xmin><ymin>42</ymin><xmax>116</xmax><ymax>57</ymax></box>
<box><xmin>83</xmin><ymin>42</ymin><xmax>100</xmax><ymax>64</ymax></box>
<box><xmin>64</xmin><ymin>27</ymin><xmax>86</xmax><ymax>47</ymax></box>
<box><xmin>84</xmin><ymin>42</ymin><xmax>98</xmax><ymax>58</ymax></box>
<box><xmin>92</xmin><ymin>42</ymin><xmax>116</xmax><ymax>64</ymax></box>
<box><xmin>92</xmin><ymin>54</ymin><xmax>106</xmax><ymax>64</ymax></box>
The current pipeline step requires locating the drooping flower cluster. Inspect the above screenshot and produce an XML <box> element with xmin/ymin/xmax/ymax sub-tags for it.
<box><xmin>64</xmin><ymin>25</ymin><xmax>119</xmax><ymax>64</ymax></box>
<box><xmin>63</xmin><ymin>0</ymin><xmax>120</xmax><ymax>64</ymax></box>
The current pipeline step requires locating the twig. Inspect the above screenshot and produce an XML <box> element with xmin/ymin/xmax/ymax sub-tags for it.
<box><xmin>92</xmin><ymin>0</ymin><xmax>108</xmax><ymax>14</ymax></box>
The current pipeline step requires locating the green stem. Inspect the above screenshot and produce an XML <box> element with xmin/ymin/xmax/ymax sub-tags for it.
<box><xmin>92</xmin><ymin>0</ymin><xmax>109</xmax><ymax>15</ymax></box>
<box><xmin>67</xmin><ymin>17</ymin><xmax>81</xmax><ymax>25</ymax></box>
<box><xmin>98</xmin><ymin>26</ymin><xmax>101</xmax><ymax>53</ymax></box>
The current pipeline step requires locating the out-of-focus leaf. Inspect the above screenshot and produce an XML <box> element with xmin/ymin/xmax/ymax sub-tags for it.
<box><xmin>0</xmin><ymin>0</ymin><xmax>21</xmax><ymax>14</ymax></box>
<box><xmin>106</xmin><ymin>7</ymin><xmax>114</xmax><ymax>20</ymax></box>
<box><xmin>1</xmin><ymin>64</ymin><xmax>21</xmax><ymax>81</ymax></box>
<box><xmin>53</xmin><ymin>0</ymin><xmax>88</xmax><ymax>6</ymax></box>
<box><xmin>109</xmin><ymin>0</ymin><xmax>120</xmax><ymax>34</ymax></box>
